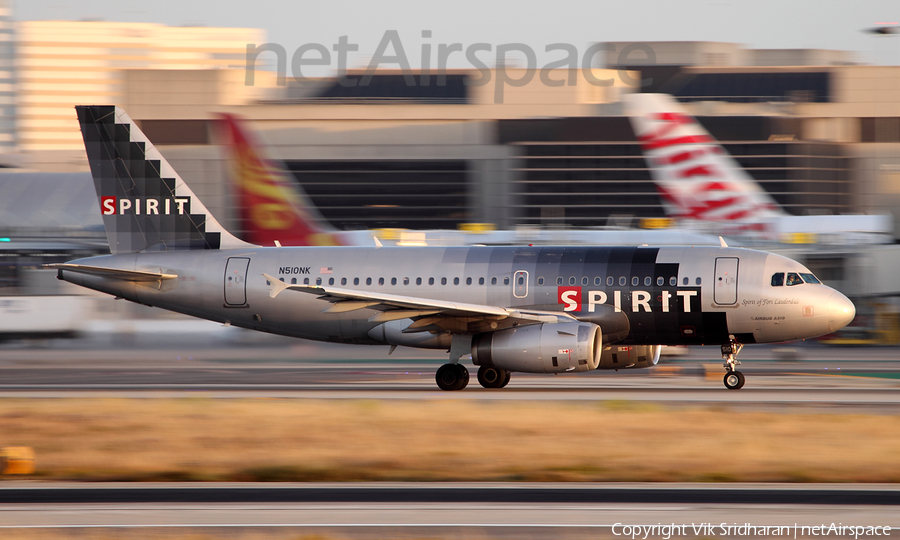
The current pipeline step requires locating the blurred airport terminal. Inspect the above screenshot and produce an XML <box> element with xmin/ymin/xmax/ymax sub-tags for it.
<box><xmin>1</xmin><ymin>0</ymin><xmax>899</xmax><ymax>345</ymax></box>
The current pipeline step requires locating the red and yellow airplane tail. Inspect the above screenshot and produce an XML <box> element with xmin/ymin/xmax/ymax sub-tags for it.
<box><xmin>217</xmin><ymin>114</ymin><xmax>346</xmax><ymax>246</ymax></box>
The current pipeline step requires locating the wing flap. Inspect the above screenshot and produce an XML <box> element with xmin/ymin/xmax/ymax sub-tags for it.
<box><xmin>262</xmin><ymin>273</ymin><xmax>510</xmax><ymax>318</ymax></box>
<box><xmin>261</xmin><ymin>273</ymin><xmax>577</xmax><ymax>334</ymax></box>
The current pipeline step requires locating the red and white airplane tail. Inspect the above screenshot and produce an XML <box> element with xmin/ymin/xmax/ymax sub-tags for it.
<box><xmin>623</xmin><ymin>93</ymin><xmax>785</xmax><ymax>230</ymax></box>
<box><xmin>216</xmin><ymin>114</ymin><xmax>348</xmax><ymax>247</ymax></box>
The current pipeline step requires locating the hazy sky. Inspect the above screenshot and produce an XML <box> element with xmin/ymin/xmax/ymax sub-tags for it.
<box><xmin>16</xmin><ymin>0</ymin><xmax>900</xmax><ymax>74</ymax></box>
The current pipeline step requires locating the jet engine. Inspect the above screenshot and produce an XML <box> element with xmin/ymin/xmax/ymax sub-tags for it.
<box><xmin>471</xmin><ymin>322</ymin><xmax>601</xmax><ymax>373</ymax></box>
<box><xmin>597</xmin><ymin>345</ymin><xmax>661</xmax><ymax>369</ymax></box>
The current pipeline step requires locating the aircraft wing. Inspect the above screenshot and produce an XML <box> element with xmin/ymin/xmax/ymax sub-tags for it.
<box><xmin>46</xmin><ymin>263</ymin><xmax>178</xmax><ymax>282</ymax></box>
<box><xmin>262</xmin><ymin>273</ymin><xmax>573</xmax><ymax>333</ymax></box>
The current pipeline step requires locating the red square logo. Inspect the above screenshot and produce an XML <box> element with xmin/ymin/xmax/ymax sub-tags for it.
<box><xmin>558</xmin><ymin>286</ymin><xmax>582</xmax><ymax>312</ymax></box>
<box><xmin>101</xmin><ymin>196</ymin><xmax>117</xmax><ymax>215</ymax></box>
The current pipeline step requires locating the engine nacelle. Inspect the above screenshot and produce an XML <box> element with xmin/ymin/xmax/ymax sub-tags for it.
<box><xmin>471</xmin><ymin>322</ymin><xmax>601</xmax><ymax>373</ymax></box>
<box><xmin>598</xmin><ymin>345</ymin><xmax>661</xmax><ymax>369</ymax></box>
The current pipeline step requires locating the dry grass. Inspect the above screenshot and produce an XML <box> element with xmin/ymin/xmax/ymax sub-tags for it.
<box><xmin>1</xmin><ymin>398</ymin><xmax>899</xmax><ymax>482</ymax></box>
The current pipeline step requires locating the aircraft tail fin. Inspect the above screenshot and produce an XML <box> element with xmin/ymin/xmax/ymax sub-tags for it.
<box><xmin>622</xmin><ymin>93</ymin><xmax>785</xmax><ymax>224</ymax></box>
<box><xmin>75</xmin><ymin>106</ymin><xmax>252</xmax><ymax>254</ymax></box>
<box><xmin>217</xmin><ymin>113</ymin><xmax>346</xmax><ymax>246</ymax></box>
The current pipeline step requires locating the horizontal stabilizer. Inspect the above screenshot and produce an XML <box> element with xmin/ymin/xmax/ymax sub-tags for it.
<box><xmin>46</xmin><ymin>263</ymin><xmax>177</xmax><ymax>282</ymax></box>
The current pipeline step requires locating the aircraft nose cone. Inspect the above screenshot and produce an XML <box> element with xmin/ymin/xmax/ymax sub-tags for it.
<box><xmin>827</xmin><ymin>291</ymin><xmax>856</xmax><ymax>332</ymax></box>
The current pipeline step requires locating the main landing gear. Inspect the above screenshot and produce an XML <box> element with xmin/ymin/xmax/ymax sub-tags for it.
<box><xmin>436</xmin><ymin>363</ymin><xmax>469</xmax><ymax>391</ymax></box>
<box><xmin>477</xmin><ymin>366</ymin><xmax>511</xmax><ymax>389</ymax></box>
<box><xmin>721</xmin><ymin>337</ymin><xmax>745</xmax><ymax>390</ymax></box>
<box><xmin>435</xmin><ymin>365</ymin><xmax>512</xmax><ymax>391</ymax></box>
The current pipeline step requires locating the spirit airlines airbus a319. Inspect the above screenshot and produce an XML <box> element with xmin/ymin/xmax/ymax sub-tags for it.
<box><xmin>51</xmin><ymin>106</ymin><xmax>856</xmax><ymax>391</ymax></box>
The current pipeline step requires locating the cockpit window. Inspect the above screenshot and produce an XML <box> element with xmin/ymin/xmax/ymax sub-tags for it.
<box><xmin>786</xmin><ymin>272</ymin><xmax>803</xmax><ymax>286</ymax></box>
<box><xmin>800</xmin><ymin>273</ymin><xmax>821</xmax><ymax>284</ymax></box>
<box><xmin>771</xmin><ymin>273</ymin><xmax>784</xmax><ymax>287</ymax></box>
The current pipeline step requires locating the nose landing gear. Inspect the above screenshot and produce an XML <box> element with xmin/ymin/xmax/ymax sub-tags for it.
<box><xmin>721</xmin><ymin>338</ymin><xmax>745</xmax><ymax>390</ymax></box>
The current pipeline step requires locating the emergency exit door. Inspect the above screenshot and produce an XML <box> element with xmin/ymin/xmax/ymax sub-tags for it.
<box><xmin>513</xmin><ymin>270</ymin><xmax>528</xmax><ymax>298</ymax></box>
<box><xmin>224</xmin><ymin>257</ymin><xmax>250</xmax><ymax>306</ymax></box>
<box><xmin>714</xmin><ymin>257</ymin><xmax>739</xmax><ymax>305</ymax></box>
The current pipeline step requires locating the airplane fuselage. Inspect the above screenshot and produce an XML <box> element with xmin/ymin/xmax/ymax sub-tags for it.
<box><xmin>58</xmin><ymin>245</ymin><xmax>852</xmax><ymax>349</ymax></box>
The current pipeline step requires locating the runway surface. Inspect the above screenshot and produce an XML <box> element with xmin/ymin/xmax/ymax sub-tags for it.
<box><xmin>2</xmin><ymin>484</ymin><xmax>898</xmax><ymax>536</ymax></box>
<box><xmin>4</xmin><ymin>482</ymin><xmax>900</xmax><ymax>505</ymax></box>
<box><xmin>1</xmin><ymin>350</ymin><xmax>899</xmax><ymax>410</ymax></box>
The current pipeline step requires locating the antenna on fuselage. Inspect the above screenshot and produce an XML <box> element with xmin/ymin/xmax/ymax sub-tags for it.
<box><xmin>719</xmin><ymin>236</ymin><xmax>728</xmax><ymax>247</ymax></box>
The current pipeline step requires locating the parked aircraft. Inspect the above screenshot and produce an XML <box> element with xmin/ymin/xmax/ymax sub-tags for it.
<box><xmin>51</xmin><ymin>106</ymin><xmax>855</xmax><ymax>391</ymax></box>
<box><xmin>218</xmin><ymin>113</ymin><xmax>724</xmax><ymax>248</ymax></box>
<box><xmin>623</xmin><ymin>93</ymin><xmax>893</xmax><ymax>244</ymax></box>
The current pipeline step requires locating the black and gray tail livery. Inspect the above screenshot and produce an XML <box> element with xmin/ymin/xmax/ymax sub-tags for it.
<box><xmin>76</xmin><ymin>106</ymin><xmax>250</xmax><ymax>254</ymax></box>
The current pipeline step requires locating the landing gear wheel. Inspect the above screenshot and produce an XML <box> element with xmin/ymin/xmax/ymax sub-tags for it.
<box><xmin>477</xmin><ymin>366</ymin><xmax>510</xmax><ymax>389</ymax></box>
<box><xmin>723</xmin><ymin>370</ymin><xmax>745</xmax><ymax>390</ymax></box>
<box><xmin>457</xmin><ymin>364</ymin><xmax>469</xmax><ymax>387</ymax></box>
<box><xmin>436</xmin><ymin>363</ymin><xmax>469</xmax><ymax>391</ymax></box>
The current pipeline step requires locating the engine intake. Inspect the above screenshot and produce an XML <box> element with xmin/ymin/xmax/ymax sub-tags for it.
<box><xmin>471</xmin><ymin>322</ymin><xmax>601</xmax><ymax>373</ymax></box>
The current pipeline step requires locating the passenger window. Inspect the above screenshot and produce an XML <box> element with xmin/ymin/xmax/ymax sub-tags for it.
<box><xmin>569</xmin><ymin>276</ymin><xmax>576</xmax><ymax>286</ymax></box>
<box><xmin>619</xmin><ymin>276</ymin><xmax>627</xmax><ymax>286</ymax></box>
<box><xmin>518</xmin><ymin>276</ymin><xmax>525</xmax><ymax>285</ymax></box>
<box><xmin>581</xmin><ymin>276</ymin><xmax>588</xmax><ymax>286</ymax></box>
<box><xmin>341</xmin><ymin>277</ymin><xmax>347</xmax><ymax>285</ymax></box>
<box><xmin>279</xmin><ymin>278</ymin><xmax>284</xmax><ymax>282</ymax></box>
<box><xmin>657</xmin><ymin>276</ymin><xmax>664</xmax><ymax>286</ymax></box>
<box><xmin>466</xmin><ymin>277</ymin><xmax>472</xmax><ymax>285</ymax></box>
<box><xmin>504</xmin><ymin>277</ymin><xmax>510</xmax><ymax>285</ymax></box>
<box><xmin>607</xmin><ymin>276</ymin><xmax>614</xmax><ymax>286</ymax></box>
<box><xmin>441</xmin><ymin>277</ymin><xmax>447</xmax><ymax>285</ymax></box>
<box><xmin>683</xmin><ymin>277</ymin><xmax>688</xmax><ymax>286</ymax></box>
<box><xmin>291</xmin><ymin>278</ymin><xmax>297</xmax><ymax>284</ymax></box>
<box><xmin>328</xmin><ymin>278</ymin><xmax>334</xmax><ymax>285</ymax></box>
<box><xmin>454</xmin><ymin>277</ymin><xmax>460</xmax><ymax>285</ymax></box>
<box><xmin>316</xmin><ymin>278</ymin><xmax>322</xmax><ymax>285</ymax></box>
<box><xmin>800</xmin><ymin>273</ymin><xmax>820</xmax><ymax>284</ymax></box>
<box><xmin>354</xmin><ymin>277</ymin><xmax>359</xmax><ymax>286</ymax></box>
<box><xmin>491</xmin><ymin>277</ymin><xmax>497</xmax><ymax>285</ymax></box>
<box><xmin>644</xmin><ymin>277</ymin><xmax>652</xmax><ymax>286</ymax></box>
<box><xmin>366</xmin><ymin>278</ymin><xmax>372</xmax><ymax>286</ymax></box>
<box><xmin>391</xmin><ymin>277</ymin><xmax>397</xmax><ymax>286</ymax></box>
<box><xmin>403</xmin><ymin>277</ymin><xmax>410</xmax><ymax>286</ymax></box>
<box><xmin>557</xmin><ymin>277</ymin><xmax>563</xmax><ymax>285</ymax></box>
<box><xmin>771</xmin><ymin>273</ymin><xmax>784</xmax><ymax>287</ymax></box>
<box><xmin>670</xmin><ymin>276</ymin><xmax>677</xmax><ymax>287</ymax></box>
<box><xmin>416</xmin><ymin>277</ymin><xmax>422</xmax><ymax>285</ymax></box>
<box><xmin>378</xmin><ymin>277</ymin><xmax>384</xmax><ymax>285</ymax></box>
<box><xmin>479</xmin><ymin>277</ymin><xmax>484</xmax><ymax>285</ymax></box>
<box><xmin>695</xmin><ymin>277</ymin><xmax>701</xmax><ymax>285</ymax></box>
<box><xmin>632</xmin><ymin>277</ymin><xmax>639</xmax><ymax>286</ymax></box>
<box><xmin>537</xmin><ymin>276</ymin><xmax>544</xmax><ymax>285</ymax></box>
<box><xmin>304</xmin><ymin>278</ymin><xmax>310</xmax><ymax>285</ymax></box>
<box><xmin>786</xmin><ymin>272</ymin><xmax>803</xmax><ymax>286</ymax></box>
<box><xmin>429</xmin><ymin>277</ymin><xmax>434</xmax><ymax>285</ymax></box>
<box><xmin>595</xmin><ymin>277</ymin><xmax>601</xmax><ymax>286</ymax></box>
